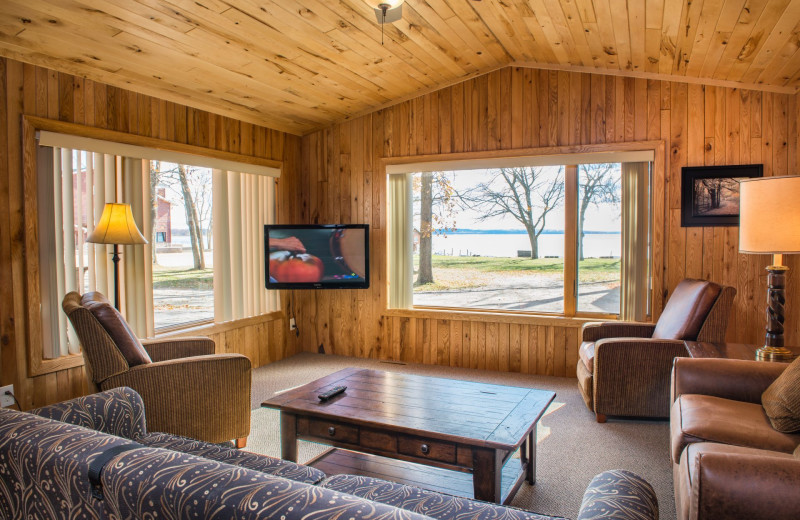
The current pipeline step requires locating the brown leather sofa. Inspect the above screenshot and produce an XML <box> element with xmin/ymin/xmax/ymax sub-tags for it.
<box><xmin>62</xmin><ymin>291</ymin><xmax>252</xmax><ymax>446</ymax></box>
<box><xmin>578</xmin><ymin>278</ymin><xmax>735</xmax><ymax>422</ymax></box>
<box><xmin>670</xmin><ymin>357</ymin><xmax>800</xmax><ymax>520</ymax></box>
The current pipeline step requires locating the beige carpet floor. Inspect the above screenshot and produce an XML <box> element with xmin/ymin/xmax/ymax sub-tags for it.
<box><xmin>245</xmin><ymin>353</ymin><xmax>674</xmax><ymax>520</ymax></box>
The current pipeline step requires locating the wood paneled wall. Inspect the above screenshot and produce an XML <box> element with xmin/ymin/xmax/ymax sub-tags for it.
<box><xmin>293</xmin><ymin>66</ymin><xmax>800</xmax><ymax>375</ymax></box>
<box><xmin>1</xmin><ymin>58</ymin><xmax>799</xmax><ymax>408</ymax></box>
<box><xmin>0</xmin><ymin>57</ymin><xmax>299</xmax><ymax>409</ymax></box>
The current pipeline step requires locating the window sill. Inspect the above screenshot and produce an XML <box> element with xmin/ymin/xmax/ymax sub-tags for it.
<box><xmin>383</xmin><ymin>307</ymin><xmax>612</xmax><ymax>327</ymax></box>
<box><xmin>154</xmin><ymin>311</ymin><xmax>285</xmax><ymax>338</ymax></box>
<box><xmin>154</xmin><ymin>319</ymin><xmax>214</xmax><ymax>336</ymax></box>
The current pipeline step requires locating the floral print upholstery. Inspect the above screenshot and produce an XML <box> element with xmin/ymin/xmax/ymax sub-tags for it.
<box><xmin>318</xmin><ymin>474</ymin><xmax>562</xmax><ymax>520</ymax></box>
<box><xmin>102</xmin><ymin>448</ymin><xmax>430</xmax><ymax>520</ymax></box>
<box><xmin>29</xmin><ymin>386</ymin><xmax>146</xmax><ymax>439</ymax></box>
<box><xmin>138</xmin><ymin>432</ymin><xmax>326</xmax><ymax>484</ymax></box>
<box><xmin>576</xmin><ymin>469</ymin><xmax>658</xmax><ymax>520</ymax></box>
<box><xmin>0</xmin><ymin>407</ymin><xmax>138</xmax><ymax>519</ymax></box>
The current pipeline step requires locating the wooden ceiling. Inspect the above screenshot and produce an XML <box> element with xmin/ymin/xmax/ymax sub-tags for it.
<box><xmin>0</xmin><ymin>0</ymin><xmax>799</xmax><ymax>135</ymax></box>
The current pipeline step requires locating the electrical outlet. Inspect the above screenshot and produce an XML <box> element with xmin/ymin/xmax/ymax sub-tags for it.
<box><xmin>0</xmin><ymin>385</ymin><xmax>14</xmax><ymax>408</ymax></box>
<box><xmin>289</xmin><ymin>318</ymin><xmax>297</xmax><ymax>331</ymax></box>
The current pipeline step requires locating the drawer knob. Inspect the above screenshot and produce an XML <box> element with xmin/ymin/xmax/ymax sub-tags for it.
<box><xmin>328</xmin><ymin>426</ymin><xmax>336</xmax><ymax>436</ymax></box>
<box><xmin>420</xmin><ymin>444</ymin><xmax>430</xmax><ymax>454</ymax></box>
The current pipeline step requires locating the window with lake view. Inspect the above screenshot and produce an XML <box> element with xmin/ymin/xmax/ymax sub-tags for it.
<box><xmin>390</xmin><ymin>157</ymin><xmax>649</xmax><ymax>318</ymax></box>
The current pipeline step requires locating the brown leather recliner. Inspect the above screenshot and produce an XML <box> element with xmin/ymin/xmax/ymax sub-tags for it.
<box><xmin>670</xmin><ymin>358</ymin><xmax>800</xmax><ymax>520</ymax></box>
<box><xmin>62</xmin><ymin>291</ymin><xmax>251</xmax><ymax>446</ymax></box>
<box><xmin>577</xmin><ymin>279</ymin><xmax>736</xmax><ymax>422</ymax></box>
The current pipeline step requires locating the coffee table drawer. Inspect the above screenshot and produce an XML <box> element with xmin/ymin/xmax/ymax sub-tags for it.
<box><xmin>398</xmin><ymin>434</ymin><xmax>456</xmax><ymax>463</ymax></box>
<box><xmin>361</xmin><ymin>428</ymin><xmax>398</xmax><ymax>453</ymax></box>
<box><xmin>299</xmin><ymin>418</ymin><xmax>359</xmax><ymax>445</ymax></box>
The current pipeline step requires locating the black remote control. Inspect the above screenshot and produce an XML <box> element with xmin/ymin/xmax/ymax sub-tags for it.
<box><xmin>318</xmin><ymin>386</ymin><xmax>347</xmax><ymax>402</ymax></box>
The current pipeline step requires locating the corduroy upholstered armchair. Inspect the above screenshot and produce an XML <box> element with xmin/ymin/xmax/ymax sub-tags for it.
<box><xmin>577</xmin><ymin>278</ymin><xmax>736</xmax><ymax>422</ymax></box>
<box><xmin>62</xmin><ymin>291</ymin><xmax>251</xmax><ymax>446</ymax></box>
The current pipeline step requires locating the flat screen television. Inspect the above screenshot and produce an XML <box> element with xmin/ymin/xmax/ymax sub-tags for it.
<box><xmin>265</xmin><ymin>224</ymin><xmax>369</xmax><ymax>289</ymax></box>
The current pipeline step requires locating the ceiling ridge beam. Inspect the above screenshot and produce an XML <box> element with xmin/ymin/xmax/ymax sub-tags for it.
<box><xmin>513</xmin><ymin>60</ymin><xmax>800</xmax><ymax>95</ymax></box>
<box><xmin>305</xmin><ymin>59</ymin><xmax>799</xmax><ymax>136</ymax></box>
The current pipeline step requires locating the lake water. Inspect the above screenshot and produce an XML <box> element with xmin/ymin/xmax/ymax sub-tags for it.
<box><xmin>169</xmin><ymin>231</ymin><xmax>621</xmax><ymax>259</ymax></box>
<box><xmin>430</xmin><ymin>232</ymin><xmax>621</xmax><ymax>258</ymax></box>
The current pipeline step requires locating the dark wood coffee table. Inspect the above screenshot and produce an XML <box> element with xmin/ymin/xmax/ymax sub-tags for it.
<box><xmin>261</xmin><ymin>368</ymin><xmax>555</xmax><ymax>504</ymax></box>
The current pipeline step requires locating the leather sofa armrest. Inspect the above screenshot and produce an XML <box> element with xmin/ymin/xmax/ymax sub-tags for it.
<box><xmin>692</xmin><ymin>452</ymin><xmax>800</xmax><ymax>520</ymax></box>
<box><xmin>671</xmin><ymin>357</ymin><xmax>787</xmax><ymax>404</ymax></box>
<box><xmin>577</xmin><ymin>469</ymin><xmax>658</xmax><ymax>520</ymax></box>
<box><xmin>29</xmin><ymin>387</ymin><xmax>147</xmax><ymax>439</ymax></box>
<box><xmin>581</xmin><ymin>322</ymin><xmax>656</xmax><ymax>342</ymax></box>
<box><xmin>141</xmin><ymin>336</ymin><xmax>216</xmax><ymax>362</ymax></box>
<box><xmin>104</xmin><ymin>354</ymin><xmax>251</xmax><ymax>444</ymax></box>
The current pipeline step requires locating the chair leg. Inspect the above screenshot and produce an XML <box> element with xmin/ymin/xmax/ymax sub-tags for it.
<box><xmin>235</xmin><ymin>437</ymin><xmax>247</xmax><ymax>449</ymax></box>
<box><xmin>595</xmin><ymin>413</ymin><xmax>607</xmax><ymax>423</ymax></box>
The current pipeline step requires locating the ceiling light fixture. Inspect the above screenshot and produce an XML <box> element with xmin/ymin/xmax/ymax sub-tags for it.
<box><xmin>373</xmin><ymin>1</ymin><xmax>404</xmax><ymax>45</ymax></box>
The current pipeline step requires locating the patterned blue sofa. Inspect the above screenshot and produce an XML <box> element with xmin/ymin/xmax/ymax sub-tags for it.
<box><xmin>0</xmin><ymin>388</ymin><xmax>658</xmax><ymax>520</ymax></box>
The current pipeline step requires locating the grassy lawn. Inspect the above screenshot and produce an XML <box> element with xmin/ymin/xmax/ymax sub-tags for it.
<box><xmin>414</xmin><ymin>255</ymin><xmax>620</xmax><ymax>292</ymax></box>
<box><xmin>152</xmin><ymin>267</ymin><xmax>213</xmax><ymax>290</ymax></box>
<box><xmin>421</xmin><ymin>255</ymin><xmax>619</xmax><ymax>274</ymax></box>
<box><xmin>149</xmin><ymin>256</ymin><xmax>620</xmax><ymax>293</ymax></box>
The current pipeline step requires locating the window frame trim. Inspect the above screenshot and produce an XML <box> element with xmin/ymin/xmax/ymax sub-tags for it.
<box><xmin>382</xmin><ymin>140</ymin><xmax>666</xmax><ymax>323</ymax></box>
<box><xmin>23</xmin><ymin>116</ymin><xmax>284</xmax><ymax>377</ymax></box>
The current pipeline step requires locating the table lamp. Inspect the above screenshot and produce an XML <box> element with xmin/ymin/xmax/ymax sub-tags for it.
<box><xmin>739</xmin><ymin>175</ymin><xmax>800</xmax><ymax>361</ymax></box>
<box><xmin>87</xmin><ymin>203</ymin><xmax>148</xmax><ymax>310</ymax></box>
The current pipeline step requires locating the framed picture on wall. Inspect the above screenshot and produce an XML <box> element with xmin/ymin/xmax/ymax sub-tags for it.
<box><xmin>681</xmin><ymin>164</ymin><xmax>763</xmax><ymax>227</ymax></box>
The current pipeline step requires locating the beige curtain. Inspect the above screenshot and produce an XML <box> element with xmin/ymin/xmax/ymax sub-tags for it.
<box><xmin>620</xmin><ymin>162</ymin><xmax>651</xmax><ymax>321</ymax></box>
<box><xmin>213</xmin><ymin>169</ymin><xmax>278</xmax><ymax>322</ymax></box>
<box><xmin>40</xmin><ymin>149</ymin><xmax>116</xmax><ymax>358</ymax></box>
<box><xmin>120</xmin><ymin>157</ymin><xmax>154</xmax><ymax>338</ymax></box>
<box><xmin>388</xmin><ymin>173</ymin><xmax>413</xmax><ymax>309</ymax></box>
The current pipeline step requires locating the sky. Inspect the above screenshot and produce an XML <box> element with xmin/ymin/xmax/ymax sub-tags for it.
<box><xmin>412</xmin><ymin>164</ymin><xmax>623</xmax><ymax>233</ymax></box>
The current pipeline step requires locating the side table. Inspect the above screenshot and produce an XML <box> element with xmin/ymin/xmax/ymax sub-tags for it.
<box><xmin>684</xmin><ymin>341</ymin><xmax>800</xmax><ymax>361</ymax></box>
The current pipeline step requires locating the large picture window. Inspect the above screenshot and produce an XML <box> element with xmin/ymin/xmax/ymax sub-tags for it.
<box><xmin>388</xmin><ymin>152</ymin><xmax>652</xmax><ymax>319</ymax></box>
<box><xmin>35</xmin><ymin>130</ymin><xmax>280</xmax><ymax>359</ymax></box>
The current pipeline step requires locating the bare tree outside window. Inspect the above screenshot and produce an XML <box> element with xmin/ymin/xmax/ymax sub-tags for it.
<box><xmin>456</xmin><ymin>166</ymin><xmax>564</xmax><ymax>260</ymax></box>
<box><xmin>150</xmin><ymin>162</ymin><xmax>213</xmax><ymax>329</ymax></box>
<box><xmin>414</xmin><ymin>171</ymin><xmax>457</xmax><ymax>286</ymax></box>
<box><xmin>578</xmin><ymin>164</ymin><xmax>621</xmax><ymax>261</ymax></box>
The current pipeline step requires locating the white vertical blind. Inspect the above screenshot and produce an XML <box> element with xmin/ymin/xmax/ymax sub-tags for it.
<box><xmin>42</xmin><ymin>149</ymin><xmax>116</xmax><ymax>358</ymax></box>
<box><xmin>90</xmin><ymin>153</ymin><xmax>116</xmax><ymax>295</ymax></box>
<box><xmin>388</xmin><ymin>173</ymin><xmax>414</xmax><ymax>309</ymax></box>
<box><xmin>121</xmin><ymin>157</ymin><xmax>154</xmax><ymax>338</ymax></box>
<box><xmin>620</xmin><ymin>162</ymin><xmax>651</xmax><ymax>321</ymax></box>
<box><xmin>213</xmin><ymin>169</ymin><xmax>278</xmax><ymax>322</ymax></box>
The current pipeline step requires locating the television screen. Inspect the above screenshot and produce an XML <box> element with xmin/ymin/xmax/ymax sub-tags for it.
<box><xmin>265</xmin><ymin>224</ymin><xmax>369</xmax><ymax>289</ymax></box>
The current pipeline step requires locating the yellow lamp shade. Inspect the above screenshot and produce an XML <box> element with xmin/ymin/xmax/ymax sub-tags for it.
<box><xmin>87</xmin><ymin>203</ymin><xmax>148</xmax><ymax>245</ymax></box>
<box><xmin>739</xmin><ymin>175</ymin><xmax>800</xmax><ymax>254</ymax></box>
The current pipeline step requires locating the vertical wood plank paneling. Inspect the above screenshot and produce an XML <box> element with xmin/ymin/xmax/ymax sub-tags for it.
<box><xmin>294</xmin><ymin>66</ymin><xmax>798</xmax><ymax>376</ymax></box>
<box><xmin>4</xmin><ymin>60</ymin><xmax>799</xmax><ymax>402</ymax></box>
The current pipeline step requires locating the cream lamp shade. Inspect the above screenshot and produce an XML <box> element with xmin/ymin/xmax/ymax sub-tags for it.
<box><xmin>87</xmin><ymin>203</ymin><xmax>148</xmax><ymax>245</ymax></box>
<box><xmin>739</xmin><ymin>176</ymin><xmax>800</xmax><ymax>254</ymax></box>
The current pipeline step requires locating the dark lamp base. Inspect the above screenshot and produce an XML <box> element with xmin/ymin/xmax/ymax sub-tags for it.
<box><xmin>756</xmin><ymin>346</ymin><xmax>796</xmax><ymax>362</ymax></box>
